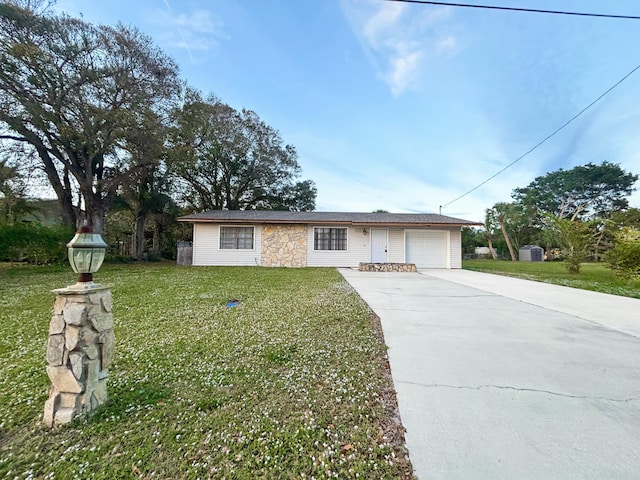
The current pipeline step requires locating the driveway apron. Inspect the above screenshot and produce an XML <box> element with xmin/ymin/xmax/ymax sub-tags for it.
<box><xmin>339</xmin><ymin>269</ymin><xmax>640</xmax><ymax>480</ymax></box>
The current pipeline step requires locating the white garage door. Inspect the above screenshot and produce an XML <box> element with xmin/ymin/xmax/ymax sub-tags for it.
<box><xmin>405</xmin><ymin>230</ymin><xmax>448</xmax><ymax>268</ymax></box>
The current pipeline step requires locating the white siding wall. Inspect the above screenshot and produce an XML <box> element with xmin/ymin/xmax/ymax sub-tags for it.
<box><xmin>449</xmin><ymin>228</ymin><xmax>462</xmax><ymax>268</ymax></box>
<box><xmin>191</xmin><ymin>223</ymin><xmax>463</xmax><ymax>268</ymax></box>
<box><xmin>306</xmin><ymin>226</ymin><xmax>370</xmax><ymax>267</ymax></box>
<box><xmin>192</xmin><ymin>224</ymin><xmax>262</xmax><ymax>266</ymax></box>
<box><xmin>387</xmin><ymin>229</ymin><xmax>405</xmax><ymax>263</ymax></box>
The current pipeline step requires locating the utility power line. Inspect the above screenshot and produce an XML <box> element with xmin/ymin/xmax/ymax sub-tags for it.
<box><xmin>382</xmin><ymin>0</ymin><xmax>640</xmax><ymax>20</ymax></box>
<box><xmin>441</xmin><ymin>62</ymin><xmax>640</xmax><ymax>209</ymax></box>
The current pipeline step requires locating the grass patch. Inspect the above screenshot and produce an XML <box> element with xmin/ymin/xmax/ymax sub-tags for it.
<box><xmin>463</xmin><ymin>259</ymin><xmax>640</xmax><ymax>299</ymax></box>
<box><xmin>0</xmin><ymin>264</ymin><xmax>413</xmax><ymax>479</ymax></box>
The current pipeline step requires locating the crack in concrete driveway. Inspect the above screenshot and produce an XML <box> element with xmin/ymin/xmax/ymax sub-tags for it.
<box><xmin>397</xmin><ymin>380</ymin><xmax>640</xmax><ymax>403</ymax></box>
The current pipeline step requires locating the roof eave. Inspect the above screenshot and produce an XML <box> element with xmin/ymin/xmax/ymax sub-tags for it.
<box><xmin>178</xmin><ymin>217</ymin><xmax>482</xmax><ymax>227</ymax></box>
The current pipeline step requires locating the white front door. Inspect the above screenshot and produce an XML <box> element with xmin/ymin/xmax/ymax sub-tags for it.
<box><xmin>371</xmin><ymin>229</ymin><xmax>388</xmax><ymax>262</ymax></box>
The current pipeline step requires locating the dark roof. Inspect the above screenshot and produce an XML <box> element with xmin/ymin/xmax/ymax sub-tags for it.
<box><xmin>519</xmin><ymin>244</ymin><xmax>543</xmax><ymax>250</ymax></box>
<box><xmin>178</xmin><ymin>210</ymin><xmax>481</xmax><ymax>226</ymax></box>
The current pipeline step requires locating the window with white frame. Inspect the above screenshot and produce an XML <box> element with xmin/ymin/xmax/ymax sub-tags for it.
<box><xmin>219</xmin><ymin>226</ymin><xmax>254</xmax><ymax>249</ymax></box>
<box><xmin>314</xmin><ymin>227</ymin><xmax>347</xmax><ymax>251</ymax></box>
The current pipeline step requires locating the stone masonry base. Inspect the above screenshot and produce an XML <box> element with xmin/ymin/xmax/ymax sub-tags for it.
<box><xmin>44</xmin><ymin>286</ymin><xmax>114</xmax><ymax>427</ymax></box>
<box><xmin>358</xmin><ymin>263</ymin><xmax>417</xmax><ymax>272</ymax></box>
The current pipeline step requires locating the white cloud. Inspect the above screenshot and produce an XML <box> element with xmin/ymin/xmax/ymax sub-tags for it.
<box><xmin>153</xmin><ymin>2</ymin><xmax>227</xmax><ymax>59</ymax></box>
<box><xmin>341</xmin><ymin>0</ymin><xmax>457</xmax><ymax>95</ymax></box>
<box><xmin>436</xmin><ymin>35</ymin><xmax>457</xmax><ymax>55</ymax></box>
<box><xmin>362</xmin><ymin>2</ymin><xmax>406</xmax><ymax>47</ymax></box>
<box><xmin>387</xmin><ymin>50</ymin><xmax>423</xmax><ymax>96</ymax></box>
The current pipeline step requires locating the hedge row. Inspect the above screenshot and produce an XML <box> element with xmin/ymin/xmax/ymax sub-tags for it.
<box><xmin>0</xmin><ymin>224</ymin><xmax>74</xmax><ymax>264</ymax></box>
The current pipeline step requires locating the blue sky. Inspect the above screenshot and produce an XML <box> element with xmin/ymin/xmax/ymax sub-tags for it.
<box><xmin>53</xmin><ymin>0</ymin><xmax>640</xmax><ymax>222</ymax></box>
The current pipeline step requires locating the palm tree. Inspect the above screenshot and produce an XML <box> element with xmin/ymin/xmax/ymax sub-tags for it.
<box><xmin>483</xmin><ymin>211</ymin><xmax>498</xmax><ymax>260</ymax></box>
<box><xmin>118</xmin><ymin>167</ymin><xmax>176</xmax><ymax>259</ymax></box>
<box><xmin>487</xmin><ymin>203</ymin><xmax>517</xmax><ymax>261</ymax></box>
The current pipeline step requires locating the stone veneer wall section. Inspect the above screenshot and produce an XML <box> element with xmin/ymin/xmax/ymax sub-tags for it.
<box><xmin>261</xmin><ymin>224</ymin><xmax>307</xmax><ymax>267</ymax></box>
<box><xmin>359</xmin><ymin>262</ymin><xmax>417</xmax><ymax>272</ymax></box>
<box><xmin>43</xmin><ymin>287</ymin><xmax>114</xmax><ymax>427</ymax></box>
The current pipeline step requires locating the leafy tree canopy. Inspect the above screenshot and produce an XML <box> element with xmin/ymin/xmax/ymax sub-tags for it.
<box><xmin>168</xmin><ymin>89</ymin><xmax>316</xmax><ymax>212</ymax></box>
<box><xmin>512</xmin><ymin>161</ymin><xmax>637</xmax><ymax>221</ymax></box>
<box><xmin>606</xmin><ymin>227</ymin><xmax>640</xmax><ymax>278</ymax></box>
<box><xmin>0</xmin><ymin>3</ymin><xmax>181</xmax><ymax>231</ymax></box>
<box><xmin>548</xmin><ymin>216</ymin><xmax>594</xmax><ymax>273</ymax></box>
<box><xmin>485</xmin><ymin>201</ymin><xmax>539</xmax><ymax>252</ymax></box>
<box><xmin>605</xmin><ymin>207</ymin><xmax>640</xmax><ymax>231</ymax></box>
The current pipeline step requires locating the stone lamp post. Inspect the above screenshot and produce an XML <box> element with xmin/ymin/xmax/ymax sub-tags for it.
<box><xmin>43</xmin><ymin>225</ymin><xmax>114</xmax><ymax>427</ymax></box>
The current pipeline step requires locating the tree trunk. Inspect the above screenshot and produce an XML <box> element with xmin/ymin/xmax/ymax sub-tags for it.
<box><xmin>27</xmin><ymin>135</ymin><xmax>77</xmax><ymax>229</ymax></box>
<box><xmin>132</xmin><ymin>213</ymin><xmax>147</xmax><ymax>259</ymax></box>
<box><xmin>486</xmin><ymin>232</ymin><xmax>497</xmax><ymax>260</ymax></box>
<box><xmin>152</xmin><ymin>217</ymin><xmax>161</xmax><ymax>255</ymax></box>
<box><xmin>58</xmin><ymin>195</ymin><xmax>77</xmax><ymax>230</ymax></box>
<box><xmin>60</xmin><ymin>167</ymin><xmax>78</xmax><ymax>230</ymax></box>
<box><xmin>79</xmin><ymin>185</ymin><xmax>110</xmax><ymax>234</ymax></box>
<box><xmin>593</xmin><ymin>229</ymin><xmax>605</xmax><ymax>262</ymax></box>
<box><xmin>499</xmin><ymin>220</ymin><xmax>517</xmax><ymax>261</ymax></box>
<box><xmin>85</xmin><ymin>205</ymin><xmax>105</xmax><ymax>234</ymax></box>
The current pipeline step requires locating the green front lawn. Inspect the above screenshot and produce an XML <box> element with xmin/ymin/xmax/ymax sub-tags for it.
<box><xmin>463</xmin><ymin>259</ymin><xmax>640</xmax><ymax>299</ymax></box>
<box><xmin>0</xmin><ymin>264</ymin><xmax>413</xmax><ymax>479</ymax></box>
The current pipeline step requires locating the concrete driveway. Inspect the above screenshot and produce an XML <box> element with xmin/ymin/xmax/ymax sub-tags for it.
<box><xmin>339</xmin><ymin>268</ymin><xmax>640</xmax><ymax>480</ymax></box>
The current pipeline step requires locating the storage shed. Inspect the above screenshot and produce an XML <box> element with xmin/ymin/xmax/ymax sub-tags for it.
<box><xmin>519</xmin><ymin>245</ymin><xmax>544</xmax><ymax>262</ymax></box>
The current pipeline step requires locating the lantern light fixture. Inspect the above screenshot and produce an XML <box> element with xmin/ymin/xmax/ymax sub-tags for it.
<box><xmin>66</xmin><ymin>224</ymin><xmax>107</xmax><ymax>288</ymax></box>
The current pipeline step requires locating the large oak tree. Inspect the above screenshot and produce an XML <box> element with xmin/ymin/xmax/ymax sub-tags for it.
<box><xmin>0</xmin><ymin>3</ymin><xmax>181</xmax><ymax>232</ymax></box>
<box><xmin>512</xmin><ymin>161</ymin><xmax>637</xmax><ymax>222</ymax></box>
<box><xmin>169</xmin><ymin>90</ymin><xmax>316</xmax><ymax>212</ymax></box>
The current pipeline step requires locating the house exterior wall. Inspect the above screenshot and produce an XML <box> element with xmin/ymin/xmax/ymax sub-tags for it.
<box><xmin>191</xmin><ymin>223</ymin><xmax>464</xmax><ymax>269</ymax></box>
<box><xmin>306</xmin><ymin>225</ymin><xmax>370</xmax><ymax>267</ymax></box>
<box><xmin>449</xmin><ymin>228</ymin><xmax>462</xmax><ymax>268</ymax></box>
<box><xmin>193</xmin><ymin>223</ymin><xmax>262</xmax><ymax>266</ymax></box>
<box><xmin>261</xmin><ymin>224</ymin><xmax>307</xmax><ymax>267</ymax></box>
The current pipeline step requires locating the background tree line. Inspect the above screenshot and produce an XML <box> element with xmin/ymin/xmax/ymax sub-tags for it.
<box><xmin>0</xmin><ymin>1</ymin><xmax>316</xmax><ymax>261</ymax></box>
<box><xmin>462</xmin><ymin>161</ymin><xmax>640</xmax><ymax>277</ymax></box>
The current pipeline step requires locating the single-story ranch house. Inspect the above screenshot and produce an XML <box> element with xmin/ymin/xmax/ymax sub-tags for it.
<box><xmin>179</xmin><ymin>211</ymin><xmax>480</xmax><ymax>269</ymax></box>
